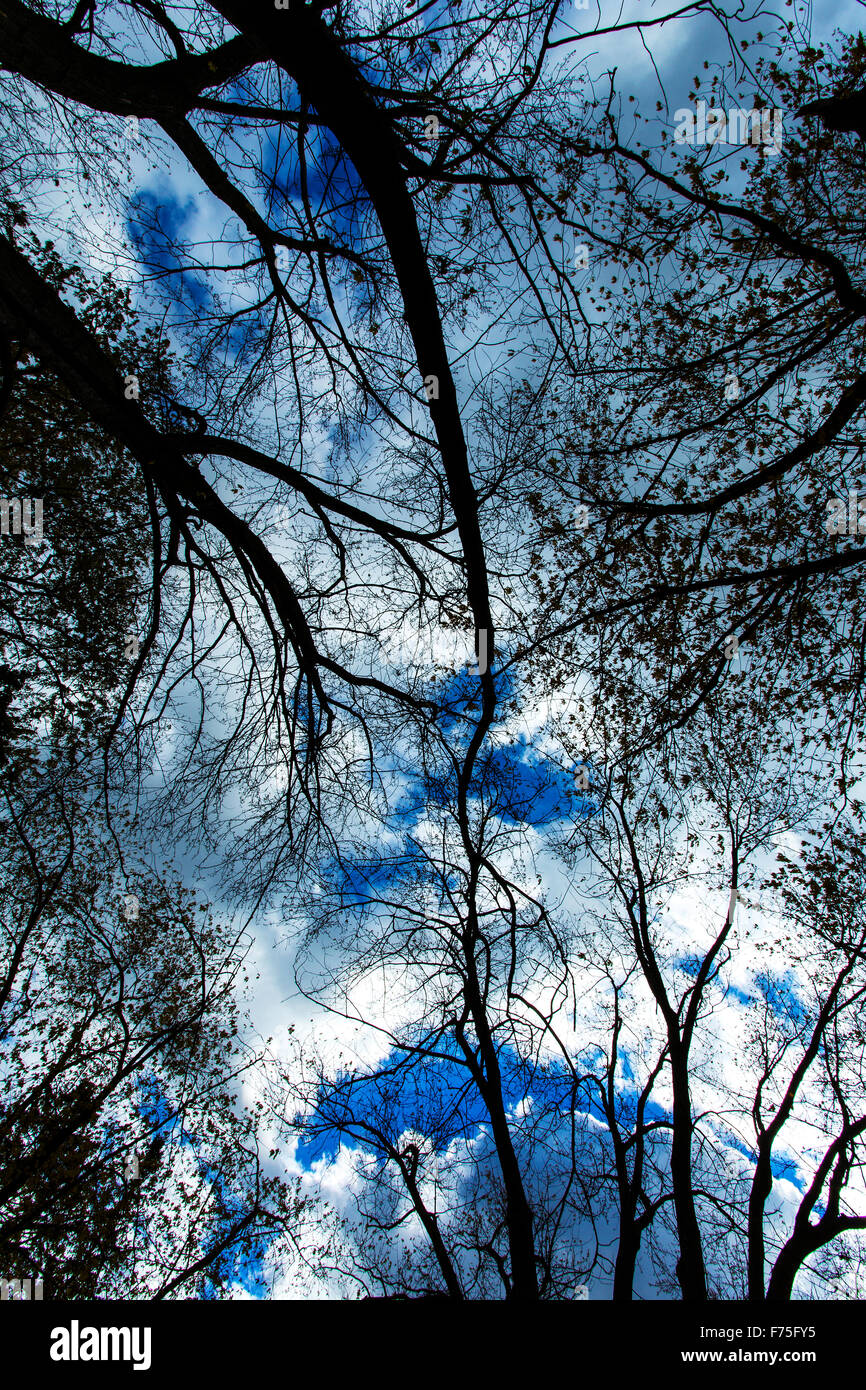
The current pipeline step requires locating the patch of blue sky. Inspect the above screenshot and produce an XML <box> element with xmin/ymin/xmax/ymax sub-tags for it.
<box><xmin>724</xmin><ymin>982</ymin><xmax>754</xmax><ymax>1006</ymax></box>
<box><xmin>390</xmin><ymin>770</ymin><xmax>434</xmax><ymax>828</ymax></box>
<box><xmin>618</xmin><ymin>1050</ymin><xmax>635</xmax><ymax>1083</ymax></box>
<box><xmin>294</xmin><ymin>1046</ymin><xmax>472</xmax><ymax>1168</ymax></box>
<box><xmin>433</xmin><ymin>660</ymin><xmax>514</xmax><ymax>732</ymax></box>
<box><xmin>321</xmin><ymin>732</ymin><xmax>596</xmax><ymax>911</ymax></box>
<box><xmin>221</xmin><ymin>310</ymin><xmax>274</xmax><ymax>373</ymax></box>
<box><xmin>325</xmin><ymin>838</ymin><xmax>433</xmax><ymax>909</ymax></box>
<box><xmin>674</xmin><ymin>960</ymin><xmax>809</xmax><ymax>1029</ymax></box>
<box><xmin>294</xmin><ymin>1027</ymin><xmax>813</xmax><ymax>1206</ymax></box>
<box><xmin>135</xmin><ymin>1073</ymin><xmax>178</xmax><ymax>1137</ymax></box>
<box><xmin>295</xmin><ymin>1041</ymin><xmax>609</xmax><ymax>1168</ymax></box>
<box><xmin>721</xmin><ymin>1131</ymin><xmax>803</xmax><ymax>1189</ymax></box>
<box><xmin>204</xmin><ymin>1241</ymin><xmax>269</xmax><ymax>1300</ymax></box>
<box><xmin>433</xmin><ymin>667</ymin><xmax>594</xmax><ymax>811</ymax></box>
<box><xmin>316</xmin><ymin>669</ymin><xmax>595</xmax><ymax>889</ymax></box>
<box><xmin>127</xmin><ymin>190</ymin><xmax>212</xmax><ymax>315</ymax></box>
<box><xmin>478</xmin><ymin>735</ymin><xmax>597</xmax><ymax>827</ymax></box>
<box><xmin>206</xmin><ymin>68</ymin><xmax>374</xmax><ymax>294</ymax></box>
<box><xmin>431</xmin><ymin>667</ymin><xmax>596</xmax><ymax>811</ymax></box>
<box><xmin>610</xmin><ymin>1090</ymin><xmax>671</xmax><ymax>1138</ymax></box>
<box><xmin>756</xmin><ymin>972</ymin><xmax>809</xmax><ymax>1028</ymax></box>
<box><xmin>194</xmin><ymin>1173</ymin><xmax>270</xmax><ymax>1300</ymax></box>
<box><xmin>432</xmin><ymin>734</ymin><xmax>598</xmax><ymax>831</ymax></box>
<box><xmin>134</xmin><ymin>1073</ymin><xmax>267</xmax><ymax>1298</ymax></box>
<box><xmin>259</xmin><ymin>120</ymin><xmax>371</xmax><ymax>255</ymax></box>
<box><xmin>675</xmin><ymin>954</ymin><xmax>705</xmax><ymax>981</ymax></box>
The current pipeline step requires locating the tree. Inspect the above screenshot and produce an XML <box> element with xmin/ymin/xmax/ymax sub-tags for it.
<box><xmin>1</xmin><ymin>0</ymin><xmax>865</xmax><ymax>1303</ymax></box>
<box><xmin>0</xmin><ymin>248</ymin><xmax>308</xmax><ymax>1297</ymax></box>
<box><xmin>749</xmin><ymin>822</ymin><xmax>866</xmax><ymax>1301</ymax></box>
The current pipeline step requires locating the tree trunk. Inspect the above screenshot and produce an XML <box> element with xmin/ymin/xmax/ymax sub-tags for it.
<box><xmin>669</xmin><ymin>1046</ymin><xmax>707</xmax><ymax>1300</ymax></box>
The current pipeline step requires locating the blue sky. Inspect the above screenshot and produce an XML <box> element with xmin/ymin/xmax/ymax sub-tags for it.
<box><xmin>6</xmin><ymin>0</ymin><xmax>861</xmax><ymax>1299</ymax></box>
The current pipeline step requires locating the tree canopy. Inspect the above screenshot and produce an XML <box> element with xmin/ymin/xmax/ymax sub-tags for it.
<box><xmin>1</xmin><ymin>0</ymin><xmax>865</xmax><ymax>1303</ymax></box>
